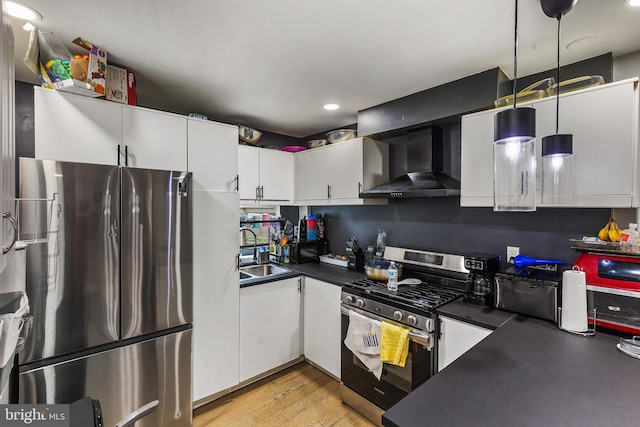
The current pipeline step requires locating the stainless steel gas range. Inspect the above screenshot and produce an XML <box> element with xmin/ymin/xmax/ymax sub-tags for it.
<box><xmin>340</xmin><ymin>247</ymin><xmax>469</xmax><ymax>426</ymax></box>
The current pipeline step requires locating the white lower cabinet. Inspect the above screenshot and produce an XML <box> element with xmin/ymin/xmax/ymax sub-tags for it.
<box><xmin>438</xmin><ymin>315</ymin><xmax>491</xmax><ymax>371</ymax></box>
<box><xmin>302</xmin><ymin>278</ymin><xmax>342</xmax><ymax>379</ymax></box>
<box><xmin>192</xmin><ymin>191</ymin><xmax>240</xmax><ymax>404</ymax></box>
<box><xmin>239</xmin><ymin>277</ymin><xmax>302</xmax><ymax>382</ymax></box>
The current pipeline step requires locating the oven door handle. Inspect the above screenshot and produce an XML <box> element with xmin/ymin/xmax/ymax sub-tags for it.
<box><xmin>341</xmin><ymin>305</ymin><xmax>433</xmax><ymax>349</ymax></box>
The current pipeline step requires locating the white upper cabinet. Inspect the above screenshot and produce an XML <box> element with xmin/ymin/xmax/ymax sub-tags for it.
<box><xmin>296</xmin><ymin>146</ymin><xmax>332</xmax><ymax>201</ymax></box>
<box><xmin>259</xmin><ymin>148</ymin><xmax>294</xmax><ymax>201</ymax></box>
<box><xmin>187</xmin><ymin>119</ymin><xmax>238</xmax><ymax>192</ymax></box>
<box><xmin>122</xmin><ymin>106</ymin><xmax>187</xmax><ymax>171</ymax></box>
<box><xmin>238</xmin><ymin>145</ymin><xmax>294</xmax><ymax>203</ymax></box>
<box><xmin>34</xmin><ymin>87</ymin><xmax>195</xmax><ymax>172</ymax></box>
<box><xmin>534</xmin><ymin>81</ymin><xmax>637</xmax><ymax>207</ymax></box>
<box><xmin>34</xmin><ymin>87</ymin><xmax>122</xmax><ymax>165</ymax></box>
<box><xmin>460</xmin><ymin>79</ymin><xmax>640</xmax><ymax>208</ymax></box>
<box><xmin>296</xmin><ymin>137</ymin><xmax>389</xmax><ymax>205</ymax></box>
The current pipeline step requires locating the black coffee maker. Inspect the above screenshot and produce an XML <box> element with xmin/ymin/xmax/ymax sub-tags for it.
<box><xmin>464</xmin><ymin>253</ymin><xmax>500</xmax><ymax>306</ymax></box>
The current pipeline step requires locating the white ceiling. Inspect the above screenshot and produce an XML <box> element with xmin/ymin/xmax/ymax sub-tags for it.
<box><xmin>9</xmin><ymin>0</ymin><xmax>640</xmax><ymax>138</ymax></box>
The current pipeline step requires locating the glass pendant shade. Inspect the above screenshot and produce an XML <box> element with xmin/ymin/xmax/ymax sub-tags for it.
<box><xmin>542</xmin><ymin>134</ymin><xmax>573</xmax><ymax>204</ymax></box>
<box><xmin>493</xmin><ymin>107</ymin><xmax>537</xmax><ymax>211</ymax></box>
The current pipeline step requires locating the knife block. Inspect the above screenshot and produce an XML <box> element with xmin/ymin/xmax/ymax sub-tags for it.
<box><xmin>347</xmin><ymin>248</ymin><xmax>364</xmax><ymax>270</ymax></box>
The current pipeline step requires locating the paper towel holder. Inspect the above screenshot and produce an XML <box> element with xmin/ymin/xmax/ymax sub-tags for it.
<box><xmin>557</xmin><ymin>307</ymin><xmax>597</xmax><ymax>336</ymax></box>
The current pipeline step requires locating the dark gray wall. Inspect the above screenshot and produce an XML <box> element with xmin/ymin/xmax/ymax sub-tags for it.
<box><xmin>15</xmin><ymin>81</ymin><xmax>35</xmax><ymax>159</ymax></box>
<box><xmin>313</xmin><ymin>199</ymin><xmax>609</xmax><ymax>267</ymax></box>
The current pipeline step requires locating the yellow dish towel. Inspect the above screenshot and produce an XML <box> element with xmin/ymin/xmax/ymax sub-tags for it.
<box><xmin>380</xmin><ymin>321</ymin><xmax>410</xmax><ymax>367</ymax></box>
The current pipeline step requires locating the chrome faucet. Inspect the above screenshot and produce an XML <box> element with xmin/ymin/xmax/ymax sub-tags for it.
<box><xmin>239</xmin><ymin>227</ymin><xmax>258</xmax><ymax>263</ymax></box>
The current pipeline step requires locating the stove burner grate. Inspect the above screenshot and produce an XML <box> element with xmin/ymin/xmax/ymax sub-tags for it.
<box><xmin>349</xmin><ymin>278</ymin><xmax>463</xmax><ymax>310</ymax></box>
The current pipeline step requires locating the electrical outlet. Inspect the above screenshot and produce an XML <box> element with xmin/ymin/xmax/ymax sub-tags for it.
<box><xmin>506</xmin><ymin>246</ymin><xmax>520</xmax><ymax>264</ymax></box>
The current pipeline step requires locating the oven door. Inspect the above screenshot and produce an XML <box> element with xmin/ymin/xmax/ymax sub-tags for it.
<box><xmin>340</xmin><ymin>306</ymin><xmax>435</xmax><ymax>410</ymax></box>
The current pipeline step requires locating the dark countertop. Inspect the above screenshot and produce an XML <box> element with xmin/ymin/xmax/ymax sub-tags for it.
<box><xmin>289</xmin><ymin>262</ymin><xmax>366</xmax><ymax>285</ymax></box>
<box><xmin>382</xmin><ymin>315</ymin><xmax>640</xmax><ymax>427</ymax></box>
<box><xmin>437</xmin><ymin>299</ymin><xmax>515</xmax><ymax>330</ymax></box>
<box><xmin>239</xmin><ymin>261</ymin><xmax>364</xmax><ymax>288</ymax></box>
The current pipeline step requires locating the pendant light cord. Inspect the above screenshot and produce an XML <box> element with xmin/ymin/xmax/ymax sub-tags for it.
<box><xmin>555</xmin><ymin>16</ymin><xmax>561</xmax><ymax>135</ymax></box>
<box><xmin>513</xmin><ymin>0</ymin><xmax>519</xmax><ymax>109</ymax></box>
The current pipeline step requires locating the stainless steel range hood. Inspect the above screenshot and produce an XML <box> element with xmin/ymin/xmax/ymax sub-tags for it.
<box><xmin>360</xmin><ymin>126</ymin><xmax>460</xmax><ymax>199</ymax></box>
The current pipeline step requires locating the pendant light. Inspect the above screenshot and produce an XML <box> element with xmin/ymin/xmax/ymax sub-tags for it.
<box><xmin>494</xmin><ymin>0</ymin><xmax>536</xmax><ymax>212</ymax></box>
<box><xmin>541</xmin><ymin>0</ymin><xmax>578</xmax><ymax>204</ymax></box>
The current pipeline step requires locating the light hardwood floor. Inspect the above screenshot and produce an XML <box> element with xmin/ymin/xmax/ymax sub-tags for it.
<box><xmin>193</xmin><ymin>362</ymin><xmax>376</xmax><ymax>427</ymax></box>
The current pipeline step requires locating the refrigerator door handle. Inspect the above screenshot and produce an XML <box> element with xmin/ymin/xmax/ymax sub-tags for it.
<box><xmin>114</xmin><ymin>400</ymin><xmax>159</xmax><ymax>427</ymax></box>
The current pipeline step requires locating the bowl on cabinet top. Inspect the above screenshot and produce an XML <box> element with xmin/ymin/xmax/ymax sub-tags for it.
<box><xmin>238</xmin><ymin>126</ymin><xmax>263</xmax><ymax>144</ymax></box>
<box><xmin>326</xmin><ymin>129</ymin><xmax>357</xmax><ymax>143</ymax></box>
<box><xmin>308</xmin><ymin>139</ymin><xmax>328</xmax><ymax>148</ymax></box>
<box><xmin>281</xmin><ymin>145</ymin><xmax>307</xmax><ymax>153</ymax></box>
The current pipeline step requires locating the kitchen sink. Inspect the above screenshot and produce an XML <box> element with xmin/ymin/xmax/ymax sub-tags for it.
<box><xmin>240</xmin><ymin>264</ymin><xmax>291</xmax><ymax>277</ymax></box>
<box><xmin>239</xmin><ymin>263</ymin><xmax>294</xmax><ymax>285</ymax></box>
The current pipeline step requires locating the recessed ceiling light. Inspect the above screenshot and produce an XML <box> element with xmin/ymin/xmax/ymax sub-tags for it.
<box><xmin>22</xmin><ymin>22</ymin><xmax>35</xmax><ymax>31</ymax></box>
<box><xmin>323</xmin><ymin>103</ymin><xmax>339</xmax><ymax>111</ymax></box>
<box><xmin>5</xmin><ymin>1</ymin><xmax>42</xmax><ymax>21</ymax></box>
<box><xmin>566</xmin><ymin>36</ymin><xmax>597</xmax><ymax>51</ymax></box>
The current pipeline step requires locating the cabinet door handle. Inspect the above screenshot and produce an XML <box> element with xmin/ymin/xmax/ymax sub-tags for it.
<box><xmin>236</xmin><ymin>253</ymin><xmax>240</xmax><ymax>270</ymax></box>
<box><xmin>234</xmin><ymin>175</ymin><xmax>239</xmax><ymax>192</ymax></box>
<box><xmin>124</xmin><ymin>145</ymin><xmax>129</xmax><ymax>167</ymax></box>
<box><xmin>117</xmin><ymin>145</ymin><xmax>121</xmax><ymax>166</ymax></box>
<box><xmin>358</xmin><ymin>182</ymin><xmax>363</xmax><ymax>195</ymax></box>
<box><xmin>255</xmin><ymin>187</ymin><xmax>260</xmax><ymax>202</ymax></box>
<box><xmin>2</xmin><ymin>211</ymin><xmax>18</xmax><ymax>255</ymax></box>
<box><xmin>327</xmin><ymin>185</ymin><xmax>332</xmax><ymax>199</ymax></box>
<box><xmin>260</xmin><ymin>186</ymin><xmax>264</xmax><ymax>199</ymax></box>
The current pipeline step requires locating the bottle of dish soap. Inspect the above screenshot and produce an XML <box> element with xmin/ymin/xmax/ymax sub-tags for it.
<box><xmin>387</xmin><ymin>261</ymin><xmax>398</xmax><ymax>292</ymax></box>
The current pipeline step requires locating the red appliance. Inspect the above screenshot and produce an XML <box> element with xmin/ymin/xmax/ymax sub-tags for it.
<box><xmin>574</xmin><ymin>252</ymin><xmax>640</xmax><ymax>335</ymax></box>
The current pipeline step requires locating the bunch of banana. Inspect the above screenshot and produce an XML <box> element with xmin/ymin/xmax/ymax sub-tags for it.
<box><xmin>598</xmin><ymin>219</ymin><xmax>623</xmax><ymax>242</ymax></box>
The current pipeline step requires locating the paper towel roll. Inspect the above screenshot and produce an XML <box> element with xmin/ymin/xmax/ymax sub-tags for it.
<box><xmin>561</xmin><ymin>268</ymin><xmax>588</xmax><ymax>332</ymax></box>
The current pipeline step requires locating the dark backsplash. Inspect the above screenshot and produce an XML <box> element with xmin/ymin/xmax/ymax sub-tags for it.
<box><xmin>310</xmin><ymin>198</ymin><xmax>609</xmax><ymax>267</ymax></box>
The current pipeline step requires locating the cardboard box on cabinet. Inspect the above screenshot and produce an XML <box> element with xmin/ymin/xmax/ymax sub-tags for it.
<box><xmin>34</xmin><ymin>32</ymin><xmax>105</xmax><ymax>97</ymax></box>
<box><xmin>106</xmin><ymin>65</ymin><xmax>128</xmax><ymax>104</ymax></box>
<box><xmin>105</xmin><ymin>65</ymin><xmax>137</xmax><ymax>105</ymax></box>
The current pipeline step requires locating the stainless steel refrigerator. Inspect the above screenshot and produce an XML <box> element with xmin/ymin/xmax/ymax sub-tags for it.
<box><xmin>16</xmin><ymin>158</ymin><xmax>193</xmax><ymax>427</ymax></box>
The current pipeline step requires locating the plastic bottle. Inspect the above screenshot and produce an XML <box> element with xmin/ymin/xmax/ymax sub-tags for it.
<box><xmin>387</xmin><ymin>261</ymin><xmax>398</xmax><ymax>292</ymax></box>
<box><xmin>375</xmin><ymin>229</ymin><xmax>386</xmax><ymax>261</ymax></box>
<box><xmin>365</xmin><ymin>245</ymin><xmax>375</xmax><ymax>264</ymax></box>
<box><xmin>306</xmin><ymin>214</ymin><xmax>317</xmax><ymax>241</ymax></box>
<box><xmin>620</xmin><ymin>223</ymin><xmax>639</xmax><ymax>245</ymax></box>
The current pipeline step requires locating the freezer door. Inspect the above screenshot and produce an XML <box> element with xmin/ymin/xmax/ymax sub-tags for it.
<box><xmin>120</xmin><ymin>168</ymin><xmax>192</xmax><ymax>339</ymax></box>
<box><xmin>18</xmin><ymin>159</ymin><xmax>120</xmax><ymax>363</ymax></box>
<box><xmin>19</xmin><ymin>328</ymin><xmax>192</xmax><ymax>427</ymax></box>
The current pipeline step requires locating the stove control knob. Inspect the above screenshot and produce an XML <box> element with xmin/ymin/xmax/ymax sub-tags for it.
<box><xmin>345</xmin><ymin>296</ymin><xmax>356</xmax><ymax>304</ymax></box>
<box><xmin>407</xmin><ymin>315</ymin><xmax>418</xmax><ymax>326</ymax></box>
<box><xmin>393</xmin><ymin>310</ymin><xmax>404</xmax><ymax>321</ymax></box>
<box><xmin>356</xmin><ymin>298</ymin><xmax>365</xmax><ymax>308</ymax></box>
